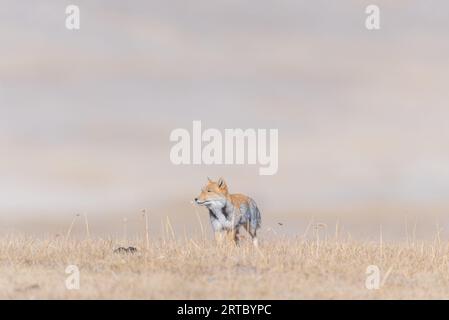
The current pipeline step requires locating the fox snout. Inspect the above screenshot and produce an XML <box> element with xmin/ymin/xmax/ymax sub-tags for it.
<box><xmin>194</xmin><ymin>197</ymin><xmax>205</xmax><ymax>205</ymax></box>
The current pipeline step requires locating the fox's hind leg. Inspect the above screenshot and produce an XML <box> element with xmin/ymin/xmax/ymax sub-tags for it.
<box><xmin>244</xmin><ymin>200</ymin><xmax>261</xmax><ymax>247</ymax></box>
<box><xmin>250</xmin><ymin>231</ymin><xmax>259</xmax><ymax>247</ymax></box>
<box><xmin>252</xmin><ymin>235</ymin><xmax>258</xmax><ymax>247</ymax></box>
<box><xmin>243</xmin><ymin>222</ymin><xmax>259</xmax><ymax>247</ymax></box>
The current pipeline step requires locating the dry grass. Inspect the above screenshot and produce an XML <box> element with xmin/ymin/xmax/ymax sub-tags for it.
<box><xmin>2</xmin><ymin>230</ymin><xmax>449</xmax><ymax>299</ymax></box>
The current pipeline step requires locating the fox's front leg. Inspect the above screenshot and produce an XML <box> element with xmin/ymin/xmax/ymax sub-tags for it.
<box><xmin>214</xmin><ymin>231</ymin><xmax>225</xmax><ymax>245</ymax></box>
<box><xmin>226</xmin><ymin>228</ymin><xmax>240</xmax><ymax>245</ymax></box>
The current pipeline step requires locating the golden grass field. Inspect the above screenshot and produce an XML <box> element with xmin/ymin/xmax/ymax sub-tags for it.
<box><xmin>2</xmin><ymin>224</ymin><xmax>449</xmax><ymax>300</ymax></box>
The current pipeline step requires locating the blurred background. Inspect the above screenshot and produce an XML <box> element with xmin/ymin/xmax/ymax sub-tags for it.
<box><xmin>1</xmin><ymin>0</ymin><xmax>449</xmax><ymax>240</ymax></box>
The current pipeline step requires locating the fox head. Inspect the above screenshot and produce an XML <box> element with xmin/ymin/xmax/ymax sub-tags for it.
<box><xmin>194</xmin><ymin>177</ymin><xmax>229</xmax><ymax>209</ymax></box>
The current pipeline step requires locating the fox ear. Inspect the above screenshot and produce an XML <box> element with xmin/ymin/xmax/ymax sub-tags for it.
<box><xmin>218</xmin><ymin>177</ymin><xmax>226</xmax><ymax>189</ymax></box>
<box><xmin>207</xmin><ymin>177</ymin><xmax>212</xmax><ymax>183</ymax></box>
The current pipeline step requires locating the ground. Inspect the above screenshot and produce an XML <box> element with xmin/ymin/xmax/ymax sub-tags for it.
<box><xmin>1</xmin><ymin>232</ymin><xmax>449</xmax><ymax>299</ymax></box>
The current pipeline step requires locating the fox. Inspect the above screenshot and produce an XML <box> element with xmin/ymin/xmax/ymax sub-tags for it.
<box><xmin>194</xmin><ymin>177</ymin><xmax>261</xmax><ymax>246</ymax></box>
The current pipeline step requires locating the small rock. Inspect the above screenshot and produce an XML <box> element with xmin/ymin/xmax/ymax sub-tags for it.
<box><xmin>113</xmin><ymin>246</ymin><xmax>138</xmax><ymax>254</ymax></box>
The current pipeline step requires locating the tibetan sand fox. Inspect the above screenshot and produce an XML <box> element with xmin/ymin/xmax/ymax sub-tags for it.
<box><xmin>194</xmin><ymin>178</ymin><xmax>261</xmax><ymax>246</ymax></box>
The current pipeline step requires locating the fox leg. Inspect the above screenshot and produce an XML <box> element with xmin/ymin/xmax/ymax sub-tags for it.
<box><xmin>234</xmin><ymin>228</ymin><xmax>241</xmax><ymax>245</ymax></box>
<box><xmin>227</xmin><ymin>228</ymin><xmax>240</xmax><ymax>245</ymax></box>
<box><xmin>244</xmin><ymin>222</ymin><xmax>259</xmax><ymax>247</ymax></box>
<box><xmin>222</xmin><ymin>228</ymin><xmax>239</xmax><ymax>245</ymax></box>
<box><xmin>214</xmin><ymin>231</ymin><xmax>225</xmax><ymax>245</ymax></box>
<box><xmin>252</xmin><ymin>236</ymin><xmax>258</xmax><ymax>247</ymax></box>
<box><xmin>250</xmin><ymin>230</ymin><xmax>258</xmax><ymax>247</ymax></box>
